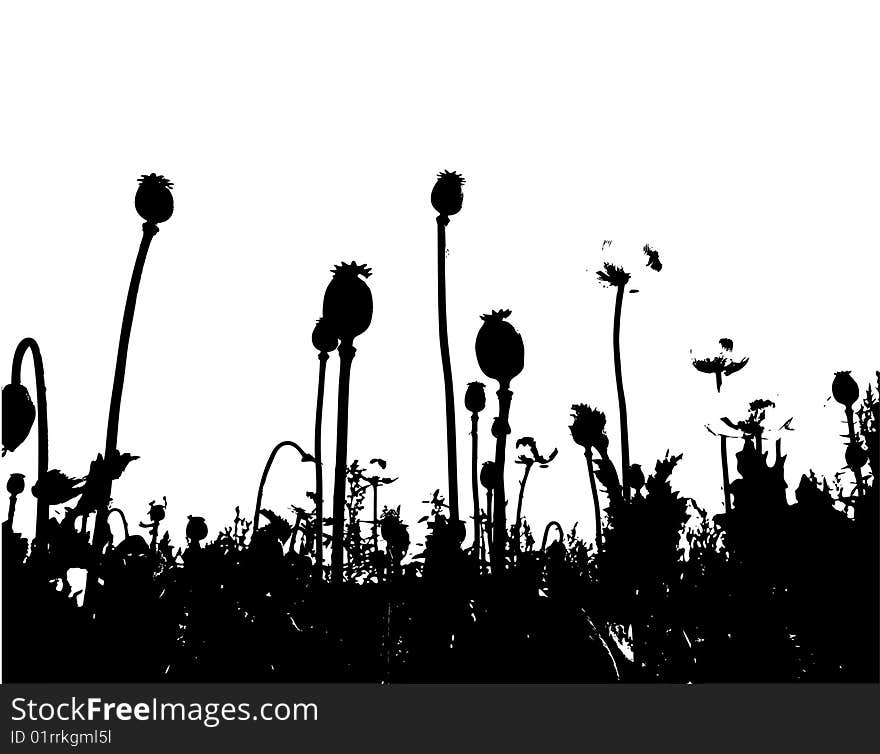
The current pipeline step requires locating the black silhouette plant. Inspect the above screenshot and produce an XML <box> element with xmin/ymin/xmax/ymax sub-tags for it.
<box><xmin>570</xmin><ymin>404</ymin><xmax>612</xmax><ymax>555</ymax></box>
<box><xmin>5</xmin><ymin>473</ymin><xmax>25</xmax><ymax>530</ymax></box>
<box><xmin>833</xmin><ymin>371</ymin><xmax>866</xmax><ymax>501</ymax></box>
<box><xmin>476</xmin><ymin>310</ymin><xmax>524</xmax><ymax>572</ymax></box>
<box><xmin>513</xmin><ymin>437</ymin><xmax>558</xmax><ymax>553</ymax></box>
<box><xmin>3</xmin><ymin>338</ymin><xmax>48</xmax><ymax>555</ymax></box>
<box><xmin>432</xmin><ymin>171</ymin><xmax>465</xmax><ymax>524</ymax></box>
<box><xmin>479</xmin><ymin>461</ymin><xmax>498</xmax><ymax>562</ymax></box>
<box><xmin>464</xmin><ymin>381</ymin><xmax>486</xmax><ymax>560</ymax></box>
<box><xmin>323</xmin><ymin>261</ymin><xmax>373</xmax><ymax>583</ymax></box>
<box><xmin>86</xmin><ymin>174</ymin><xmax>173</xmax><ymax>610</ymax></box>
<box><xmin>693</xmin><ymin>338</ymin><xmax>749</xmax><ymax>513</ymax></box>
<box><xmin>138</xmin><ymin>497</ymin><xmax>167</xmax><ymax>552</ymax></box>
<box><xmin>310</xmin><ymin>317</ymin><xmax>338</xmax><ymax>579</ymax></box>
<box><xmin>692</xmin><ymin>339</ymin><xmax>749</xmax><ymax>393</ymax></box>
<box><xmin>594</xmin><ymin>244</ymin><xmax>664</xmax><ymax>504</ymax></box>
<box><xmin>252</xmin><ymin>440</ymin><xmax>314</xmax><ymax>546</ymax></box>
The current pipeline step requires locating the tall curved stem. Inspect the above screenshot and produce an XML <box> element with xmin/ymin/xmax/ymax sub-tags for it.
<box><xmin>252</xmin><ymin>440</ymin><xmax>312</xmax><ymax>544</ymax></box>
<box><xmin>86</xmin><ymin>222</ymin><xmax>157</xmax><ymax>610</ymax></box>
<box><xmin>612</xmin><ymin>283</ymin><xmax>630</xmax><ymax>502</ymax></box>
<box><xmin>313</xmin><ymin>352</ymin><xmax>329</xmax><ymax>578</ymax></box>
<box><xmin>436</xmin><ymin>216</ymin><xmax>459</xmax><ymax>521</ymax></box>
<box><xmin>491</xmin><ymin>383</ymin><xmax>512</xmax><ymax>573</ymax></box>
<box><xmin>331</xmin><ymin>340</ymin><xmax>355</xmax><ymax>583</ymax></box>
<box><xmin>720</xmin><ymin>435</ymin><xmax>732</xmax><ymax>514</ymax></box>
<box><xmin>10</xmin><ymin>338</ymin><xmax>49</xmax><ymax>555</ymax></box>
<box><xmin>470</xmin><ymin>412</ymin><xmax>481</xmax><ymax>561</ymax></box>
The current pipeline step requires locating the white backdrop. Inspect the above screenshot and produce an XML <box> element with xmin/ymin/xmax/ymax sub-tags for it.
<box><xmin>2</xmin><ymin>1</ymin><xmax>878</xmax><ymax>560</ymax></box>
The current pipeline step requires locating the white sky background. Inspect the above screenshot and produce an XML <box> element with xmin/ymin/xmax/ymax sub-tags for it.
<box><xmin>1</xmin><ymin>1</ymin><xmax>878</xmax><ymax>556</ymax></box>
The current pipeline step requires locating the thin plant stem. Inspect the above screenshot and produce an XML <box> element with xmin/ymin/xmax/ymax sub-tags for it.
<box><xmin>720</xmin><ymin>435</ymin><xmax>732</xmax><ymax>514</ymax></box>
<box><xmin>612</xmin><ymin>283</ymin><xmax>630</xmax><ymax>502</ymax></box>
<box><xmin>86</xmin><ymin>222</ymin><xmax>158</xmax><ymax>612</ymax></box>
<box><xmin>470</xmin><ymin>412</ymin><xmax>481</xmax><ymax>561</ymax></box>
<box><xmin>252</xmin><ymin>440</ymin><xmax>312</xmax><ymax>543</ymax></box>
<box><xmin>845</xmin><ymin>406</ymin><xmax>866</xmax><ymax>500</ymax></box>
<box><xmin>585</xmin><ymin>451</ymin><xmax>603</xmax><ymax>556</ymax></box>
<box><xmin>514</xmin><ymin>461</ymin><xmax>533</xmax><ymax>555</ymax></box>
<box><xmin>313</xmin><ymin>351</ymin><xmax>329</xmax><ymax>579</ymax></box>
<box><xmin>331</xmin><ymin>339</ymin><xmax>356</xmax><ymax>583</ymax></box>
<box><xmin>436</xmin><ymin>216</ymin><xmax>459</xmax><ymax>522</ymax></box>
<box><xmin>491</xmin><ymin>384</ymin><xmax>513</xmax><ymax>573</ymax></box>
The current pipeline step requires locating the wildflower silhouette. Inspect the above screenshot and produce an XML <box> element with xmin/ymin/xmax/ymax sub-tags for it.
<box><xmin>570</xmin><ymin>404</ymin><xmax>611</xmax><ymax>555</ymax></box>
<box><xmin>310</xmin><ymin>317</ymin><xmax>338</xmax><ymax>579</ymax></box>
<box><xmin>476</xmin><ymin>310</ymin><xmax>524</xmax><ymax>572</ymax></box>
<box><xmin>5</xmin><ymin>473</ymin><xmax>25</xmax><ymax>530</ymax></box>
<box><xmin>464</xmin><ymin>381</ymin><xmax>486</xmax><ymax>560</ymax></box>
<box><xmin>833</xmin><ymin>371</ymin><xmax>866</xmax><ymax>501</ymax></box>
<box><xmin>86</xmin><ymin>174</ymin><xmax>173</xmax><ymax>610</ymax></box>
<box><xmin>3</xmin><ymin>338</ymin><xmax>48</xmax><ymax>556</ymax></box>
<box><xmin>692</xmin><ymin>338</ymin><xmax>749</xmax><ymax>513</ymax></box>
<box><xmin>252</xmin><ymin>440</ymin><xmax>314</xmax><ymax>546</ymax></box>
<box><xmin>322</xmin><ymin>262</ymin><xmax>373</xmax><ymax>583</ymax></box>
<box><xmin>513</xmin><ymin>436</ymin><xmax>558</xmax><ymax>553</ymax></box>
<box><xmin>595</xmin><ymin>244</ymin><xmax>663</xmax><ymax>503</ymax></box>
<box><xmin>432</xmin><ymin>170</ymin><xmax>465</xmax><ymax>524</ymax></box>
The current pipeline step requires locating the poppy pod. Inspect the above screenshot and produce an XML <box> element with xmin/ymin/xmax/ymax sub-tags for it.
<box><xmin>465</xmin><ymin>381</ymin><xmax>487</xmax><ymax>413</ymax></box>
<box><xmin>311</xmin><ymin>317</ymin><xmax>339</xmax><ymax>353</ymax></box>
<box><xmin>135</xmin><ymin>174</ymin><xmax>174</xmax><ymax>225</ymax></box>
<box><xmin>2</xmin><ymin>383</ymin><xmax>36</xmax><ymax>455</ymax></box>
<box><xmin>322</xmin><ymin>262</ymin><xmax>373</xmax><ymax>342</ymax></box>
<box><xmin>431</xmin><ymin>170</ymin><xmax>464</xmax><ymax>217</ymax></box>
<box><xmin>845</xmin><ymin>442</ymin><xmax>868</xmax><ymax>470</ymax></box>
<box><xmin>832</xmin><ymin>371</ymin><xmax>859</xmax><ymax>407</ymax></box>
<box><xmin>186</xmin><ymin>515</ymin><xmax>208</xmax><ymax>543</ymax></box>
<box><xmin>149</xmin><ymin>502</ymin><xmax>166</xmax><ymax>524</ymax></box>
<box><xmin>7</xmin><ymin>473</ymin><xmax>25</xmax><ymax>497</ymax></box>
<box><xmin>480</xmin><ymin>461</ymin><xmax>498</xmax><ymax>491</ymax></box>
<box><xmin>476</xmin><ymin>310</ymin><xmax>524</xmax><ymax>385</ymax></box>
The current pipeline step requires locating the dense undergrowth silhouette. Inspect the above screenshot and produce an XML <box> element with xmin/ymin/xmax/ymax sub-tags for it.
<box><xmin>1</xmin><ymin>174</ymin><xmax>877</xmax><ymax>682</ymax></box>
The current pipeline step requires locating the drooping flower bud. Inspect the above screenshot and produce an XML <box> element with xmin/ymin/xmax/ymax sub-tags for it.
<box><xmin>135</xmin><ymin>174</ymin><xmax>174</xmax><ymax>224</ymax></box>
<box><xmin>464</xmin><ymin>381</ymin><xmax>486</xmax><ymax>414</ymax></box>
<box><xmin>479</xmin><ymin>461</ymin><xmax>498</xmax><ymax>491</ymax></box>
<box><xmin>322</xmin><ymin>261</ymin><xmax>373</xmax><ymax>342</ymax></box>
<box><xmin>832</xmin><ymin>371</ymin><xmax>859</xmax><ymax>407</ymax></box>
<box><xmin>311</xmin><ymin>317</ymin><xmax>339</xmax><ymax>353</ymax></box>
<box><xmin>475</xmin><ymin>310</ymin><xmax>524</xmax><ymax>385</ymax></box>
<box><xmin>431</xmin><ymin>170</ymin><xmax>464</xmax><ymax>217</ymax></box>
<box><xmin>2</xmin><ymin>383</ymin><xmax>36</xmax><ymax>455</ymax></box>
<box><xmin>7</xmin><ymin>473</ymin><xmax>25</xmax><ymax>497</ymax></box>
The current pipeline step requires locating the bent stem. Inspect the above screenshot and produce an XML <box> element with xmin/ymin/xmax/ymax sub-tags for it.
<box><xmin>86</xmin><ymin>222</ymin><xmax>158</xmax><ymax>611</ymax></box>
<box><xmin>436</xmin><ymin>216</ymin><xmax>460</xmax><ymax>522</ymax></box>
<box><xmin>331</xmin><ymin>340</ymin><xmax>356</xmax><ymax>583</ymax></box>
<box><xmin>612</xmin><ymin>282</ymin><xmax>630</xmax><ymax>502</ymax></box>
<box><xmin>313</xmin><ymin>351</ymin><xmax>329</xmax><ymax>579</ymax></box>
<box><xmin>491</xmin><ymin>383</ymin><xmax>513</xmax><ymax>573</ymax></box>
<box><xmin>10</xmin><ymin>338</ymin><xmax>48</xmax><ymax>556</ymax></box>
<box><xmin>252</xmin><ymin>440</ymin><xmax>312</xmax><ymax>544</ymax></box>
<box><xmin>513</xmin><ymin>461</ymin><xmax>533</xmax><ymax>555</ymax></box>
